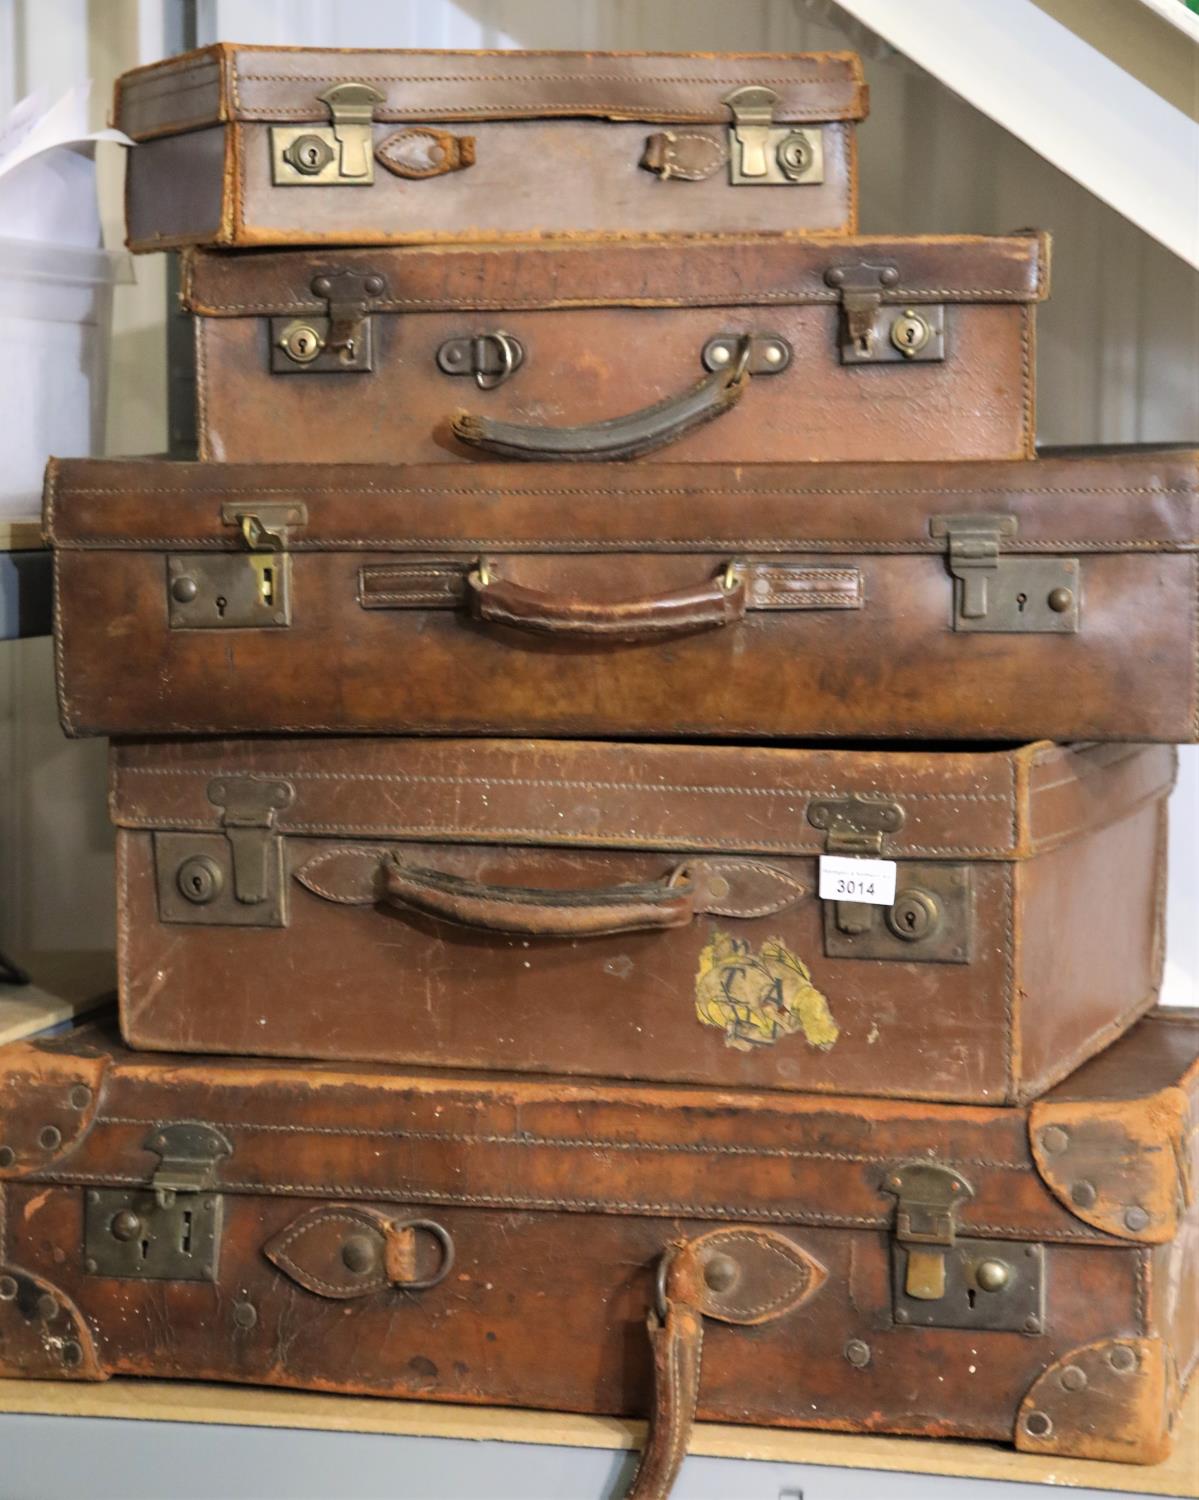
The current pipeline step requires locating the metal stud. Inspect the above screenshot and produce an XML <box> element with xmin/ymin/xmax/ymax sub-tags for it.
<box><xmin>38</xmin><ymin>1126</ymin><xmax>62</xmax><ymax>1151</ymax></box>
<box><xmin>844</xmin><ymin>1339</ymin><xmax>871</xmax><ymax>1368</ymax></box>
<box><xmin>703</xmin><ymin>1253</ymin><xmax>739</xmax><ymax>1293</ymax></box>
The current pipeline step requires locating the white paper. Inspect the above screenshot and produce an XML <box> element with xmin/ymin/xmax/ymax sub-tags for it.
<box><xmin>818</xmin><ymin>856</ymin><xmax>898</xmax><ymax>906</ymax></box>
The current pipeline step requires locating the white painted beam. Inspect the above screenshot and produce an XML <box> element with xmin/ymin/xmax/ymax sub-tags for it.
<box><xmin>832</xmin><ymin>0</ymin><xmax>1199</xmax><ymax>268</ymax></box>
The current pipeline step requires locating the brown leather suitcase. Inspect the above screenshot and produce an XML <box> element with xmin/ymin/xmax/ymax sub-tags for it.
<box><xmin>2</xmin><ymin>1010</ymin><xmax>1195</xmax><ymax>1488</ymax></box>
<box><xmin>108</xmin><ymin>735</ymin><xmax>1173</xmax><ymax>1105</ymax></box>
<box><xmin>115</xmin><ymin>47</ymin><xmax>866</xmax><ymax>252</ymax></box>
<box><xmin>182</xmin><ymin>232</ymin><xmax>1048</xmax><ymax>464</ymax></box>
<box><xmin>46</xmin><ymin>448</ymin><xmax>1198</xmax><ymax>743</ymax></box>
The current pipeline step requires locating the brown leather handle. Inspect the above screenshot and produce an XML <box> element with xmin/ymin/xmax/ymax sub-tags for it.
<box><xmin>450</xmin><ymin>337</ymin><xmax>752</xmax><ymax>460</ymax></box>
<box><xmin>382</xmin><ymin>859</ymin><xmax>695</xmax><ymax>936</ymax></box>
<box><xmin>468</xmin><ymin>562</ymin><xmax>747</xmax><ymax>644</ymax></box>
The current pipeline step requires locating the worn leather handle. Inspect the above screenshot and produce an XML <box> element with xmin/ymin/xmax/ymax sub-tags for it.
<box><xmin>468</xmin><ymin>563</ymin><xmax>746</xmax><ymax>644</ymax></box>
<box><xmin>382</xmin><ymin>859</ymin><xmax>695</xmax><ymax>936</ymax></box>
<box><xmin>450</xmin><ymin>338</ymin><xmax>752</xmax><ymax>461</ymax></box>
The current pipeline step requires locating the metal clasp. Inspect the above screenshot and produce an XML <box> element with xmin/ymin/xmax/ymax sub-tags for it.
<box><xmin>147</xmin><ymin>1123</ymin><xmax>233</xmax><ymax>1208</ymax></box>
<box><xmin>273</xmin><ymin>271</ymin><xmax>386</xmax><ymax>374</ymax></box>
<box><xmin>272</xmin><ymin>80</ymin><xmax>383</xmax><ymax>186</ymax></box>
<box><xmin>884</xmin><ymin>1162</ymin><xmax>973</xmax><ymax>1302</ymax></box>
<box><xmin>931</xmin><ymin>514</ymin><xmax>1080</xmax><ymax>634</ymax></box>
<box><xmin>206</xmin><ymin>775</ymin><xmax>294</xmax><ymax>907</ymax></box>
<box><xmin>723</xmin><ymin>86</ymin><xmax>823</xmax><ymax>186</ymax></box>
<box><xmin>824</xmin><ymin>263</ymin><xmax>946</xmax><ymax>364</ymax></box>
<box><xmin>808</xmin><ymin>795</ymin><xmax>905</xmax><ymax>939</ymax></box>
<box><xmin>436</xmin><ymin>332</ymin><xmax>525</xmax><ymax>389</ymax></box>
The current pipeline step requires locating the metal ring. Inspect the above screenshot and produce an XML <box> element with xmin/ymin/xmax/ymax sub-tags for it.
<box><xmin>394</xmin><ymin>1218</ymin><xmax>455</xmax><ymax>1290</ymax></box>
<box><xmin>472</xmin><ymin>556</ymin><xmax>492</xmax><ymax>588</ymax></box>
<box><xmin>654</xmin><ymin>1249</ymin><xmax>675</xmax><ymax>1322</ymax></box>
<box><xmin>719</xmin><ymin>559</ymin><xmax>745</xmax><ymax>593</ymax></box>
<box><xmin>476</xmin><ymin>332</ymin><xmax>518</xmax><ymax>391</ymax></box>
<box><xmin>730</xmin><ymin>335</ymin><xmax>753</xmax><ymax>384</ymax></box>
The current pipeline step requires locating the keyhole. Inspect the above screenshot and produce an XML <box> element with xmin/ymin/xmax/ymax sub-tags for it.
<box><xmin>180</xmin><ymin>1210</ymin><xmax>193</xmax><ymax>1255</ymax></box>
<box><xmin>215</xmin><ymin>595</ymin><xmax>227</xmax><ymax>618</ymax></box>
<box><xmin>301</xmin><ymin>143</ymin><xmax>320</xmax><ymax>168</ymax></box>
<box><xmin>966</xmin><ymin>1287</ymin><xmax>976</xmax><ymax>1309</ymax></box>
<box><xmin>1016</xmin><ymin>592</ymin><xmax>1028</xmax><ymax>613</ymax></box>
<box><xmin>188</xmin><ymin>872</ymin><xmax>204</xmax><ymax>897</ymax></box>
<box><xmin>260</xmin><ymin>566</ymin><xmax>274</xmax><ymax>606</ymax></box>
<box><xmin>902</xmin><ymin>907</ymin><xmax>917</xmax><ymax>930</ymax></box>
<box><xmin>139</xmin><ymin>1236</ymin><xmax>151</xmax><ymax>1262</ymax></box>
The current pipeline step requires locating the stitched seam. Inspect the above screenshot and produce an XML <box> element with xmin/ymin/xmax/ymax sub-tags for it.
<box><xmin>196</xmin><ymin>320</ymin><xmax>210</xmax><ymax>460</ymax></box>
<box><xmin>236</xmin><ymin>71</ymin><xmax>852</xmax><ymax>86</ymax></box>
<box><xmin>1020</xmin><ymin>303</ymin><xmax>1033</xmax><ymax>457</ymax></box>
<box><xmin>712</xmin><ymin>1232</ymin><xmax>814</xmax><ymax>1318</ymax></box>
<box><xmin>51</xmin><ymin>554</ymin><xmax>75</xmax><ymax>736</ymax></box>
<box><xmin>1004</xmin><ymin>860</ymin><xmax>1016</xmax><ymax>1099</ymax></box>
<box><xmin>1137</xmin><ymin>1248</ymin><xmax>1150</xmax><ymax>1337</ymax></box>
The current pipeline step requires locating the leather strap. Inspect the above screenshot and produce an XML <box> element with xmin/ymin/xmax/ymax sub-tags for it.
<box><xmin>627</xmin><ymin>1303</ymin><xmax>704</xmax><ymax>1500</ymax></box>
<box><xmin>450</xmin><ymin>341</ymin><xmax>752</xmax><ymax>461</ymax></box>
<box><xmin>382</xmin><ymin>859</ymin><xmax>696</xmax><ymax>936</ymax></box>
<box><xmin>468</xmin><ymin>565</ymin><xmax>746</xmax><ymax>643</ymax></box>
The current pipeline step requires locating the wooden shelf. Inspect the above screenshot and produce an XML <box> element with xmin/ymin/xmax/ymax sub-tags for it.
<box><xmin>0</xmin><ymin>1376</ymin><xmax>1194</xmax><ymax>1494</ymax></box>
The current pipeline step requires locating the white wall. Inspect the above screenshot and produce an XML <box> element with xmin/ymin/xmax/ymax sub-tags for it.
<box><xmin>2</xmin><ymin>0</ymin><xmax>1196</xmax><ymax>1004</ymax></box>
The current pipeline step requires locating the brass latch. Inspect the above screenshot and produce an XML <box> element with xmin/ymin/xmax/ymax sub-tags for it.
<box><xmin>271</xmin><ymin>81</ymin><xmax>383</xmax><ymax>186</ymax></box>
<box><xmin>83</xmin><ymin>1124</ymin><xmax>230</xmax><ymax>1281</ymax></box>
<box><xmin>931</xmin><ymin>514</ymin><xmax>1080</xmax><ymax>633</ymax></box>
<box><xmin>886</xmin><ymin>1162</ymin><xmax>973</xmax><ymax>1301</ymax></box>
<box><xmin>168</xmin><ymin>502</ymin><xmax>305</xmax><ymax>631</ymax></box>
<box><xmin>273</xmin><ymin>270</ymin><xmax>385</xmax><ymax>374</ymax></box>
<box><xmin>723</xmin><ymin>86</ymin><xmax>823</xmax><ymax>185</ymax></box>
<box><xmin>807</xmin><ymin>794</ymin><xmax>905</xmax><ymax>944</ymax></box>
<box><xmin>824</xmin><ymin>261</ymin><xmax>945</xmax><ymax>363</ymax></box>
<box><xmin>206</xmin><ymin>775</ymin><xmax>294</xmax><ymax>908</ymax></box>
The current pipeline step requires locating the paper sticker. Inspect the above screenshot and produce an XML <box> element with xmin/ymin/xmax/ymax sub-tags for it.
<box><xmin>819</xmin><ymin>856</ymin><xmax>897</xmax><ymax>906</ymax></box>
<box><xmin>695</xmin><ymin>932</ymin><xmax>839</xmax><ymax>1053</ymax></box>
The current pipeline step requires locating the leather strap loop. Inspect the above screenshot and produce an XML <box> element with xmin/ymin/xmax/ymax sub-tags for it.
<box><xmin>450</xmin><ymin>340</ymin><xmax>752</xmax><ymax>461</ymax></box>
<box><xmin>382</xmin><ymin>859</ymin><xmax>696</xmax><ymax>936</ymax></box>
<box><xmin>627</xmin><ymin>1303</ymin><xmax>704</xmax><ymax>1500</ymax></box>
<box><xmin>468</xmin><ymin>565</ymin><xmax>747</xmax><ymax>643</ymax></box>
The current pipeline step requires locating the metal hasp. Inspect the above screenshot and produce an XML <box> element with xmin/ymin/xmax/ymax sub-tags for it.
<box><xmin>824</xmin><ymin>860</ymin><xmax>974</xmax><ymax>964</ymax></box>
<box><xmin>824</xmin><ymin>261</ymin><xmax>945</xmax><ymax>363</ymax></box>
<box><xmin>807</xmin><ymin>794</ymin><xmax>904</xmax><ymax>941</ymax></box>
<box><xmin>931</xmin><ymin>514</ymin><xmax>1080</xmax><ymax>633</ymax></box>
<box><xmin>723</xmin><ymin>86</ymin><xmax>824</xmax><ymax>185</ymax></box>
<box><xmin>271</xmin><ymin>81</ymin><xmax>383</xmax><ymax>186</ymax></box>
<box><xmin>272</xmin><ymin>270</ymin><xmax>386</xmax><ymax>374</ymax></box>
<box><xmin>167</xmin><ymin>502</ymin><xmax>305</xmax><ymax>630</ymax></box>
<box><xmin>208</xmin><ymin>775</ymin><xmax>294</xmax><ymax>910</ymax></box>
<box><xmin>437</xmin><ymin>332</ymin><xmax>525</xmax><ymax>389</ymax></box>
<box><xmin>885</xmin><ymin>1161</ymin><xmax>1046</xmax><ymax>1333</ymax></box>
<box><xmin>83</xmin><ymin>1124</ymin><xmax>231</xmax><ymax>1282</ymax></box>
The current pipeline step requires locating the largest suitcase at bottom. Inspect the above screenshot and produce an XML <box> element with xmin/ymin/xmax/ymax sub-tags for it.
<box><xmin>1</xmin><ymin>1012</ymin><xmax>1195</xmax><ymax>1493</ymax></box>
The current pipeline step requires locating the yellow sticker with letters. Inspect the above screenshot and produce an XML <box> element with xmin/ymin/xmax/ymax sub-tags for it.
<box><xmin>695</xmin><ymin>931</ymin><xmax>839</xmax><ymax>1053</ymax></box>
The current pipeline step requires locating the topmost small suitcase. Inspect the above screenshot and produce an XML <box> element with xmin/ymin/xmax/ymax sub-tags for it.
<box><xmin>114</xmin><ymin>46</ymin><xmax>867</xmax><ymax>251</ymax></box>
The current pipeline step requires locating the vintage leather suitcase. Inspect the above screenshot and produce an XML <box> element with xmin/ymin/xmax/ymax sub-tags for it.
<box><xmin>46</xmin><ymin>448</ymin><xmax>1198</xmax><ymax>743</ymax></box>
<box><xmin>182</xmin><ymin>232</ymin><xmax>1048</xmax><ymax>464</ymax></box>
<box><xmin>115</xmin><ymin>47</ymin><xmax>867</xmax><ymax>252</ymax></box>
<box><xmin>1</xmin><ymin>1011</ymin><xmax>1195</xmax><ymax>1487</ymax></box>
<box><xmin>107</xmin><ymin>735</ymin><xmax>1173</xmax><ymax>1106</ymax></box>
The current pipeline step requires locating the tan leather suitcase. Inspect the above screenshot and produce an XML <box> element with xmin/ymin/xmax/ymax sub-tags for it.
<box><xmin>108</xmin><ymin>735</ymin><xmax>1173</xmax><ymax>1105</ymax></box>
<box><xmin>46</xmin><ymin>449</ymin><xmax>1198</xmax><ymax>743</ymax></box>
<box><xmin>182</xmin><ymin>232</ymin><xmax>1048</xmax><ymax>464</ymax></box>
<box><xmin>115</xmin><ymin>47</ymin><xmax>866</xmax><ymax>252</ymax></box>
<box><xmin>1</xmin><ymin>1010</ymin><xmax>1195</xmax><ymax>1491</ymax></box>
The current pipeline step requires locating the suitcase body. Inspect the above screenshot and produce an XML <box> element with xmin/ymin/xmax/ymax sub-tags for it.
<box><xmin>1</xmin><ymin>1011</ymin><xmax>1195</xmax><ymax>1473</ymax></box>
<box><xmin>183</xmin><ymin>233</ymin><xmax>1047</xmax><ymax>465</ymax></box>
<box><xmin>115</xmin><ymin>47</ymin><xmax>866</xmax><ymax>252</ymax></box>
<box><xmin>108</xmin><ymin>735</ymin><xmax>1173</xmax><ymax>1104</ymax></box>
<box><xmin>46</xmin><ymin>450</ymin><xmax>1198</xmax><ymax>744</ymax></box>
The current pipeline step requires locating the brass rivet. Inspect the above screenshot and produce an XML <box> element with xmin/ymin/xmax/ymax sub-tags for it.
<box><xmin>894</xmin><ymin>1308</ymin><xmax>910</xmax><ymax>1323</ymax></box>
<box><xmin>86</xmin><ymin>1190</ymin><xmax>100</xmax><ymax>1205</ymax></box>
<box><xmin>36</xmin><ymin>1293</ymin><xmax>59</xmax><ymax>1321</ymax></box>
<box><xmin>109</xmin><ymin>1210</ymin><xmax>143</xmax><ymax>1243</ymax></box>
<box><xmin>1047</xmin><ymin>587</ymin><xmax>1073</xmax><ymax>613</ymax></box>
<box><xmin>880</xmin><ymin>267</ymin><xmax>901</xmax><ymax>287</ymax></box>
<box><xmin>233</xmin><ymin>1301</ymin><xmax>258</xmax><ymax>1330</ymax></box>
<box><xmin>0</xmin><ymin>1146</ymin><xmax>14</xmax><ymax>1169</ymax></box>
<box><xmin>170</xmin><ymin>576</ymin><xmax>198</xmax><ymax>604</ymax></box>
<box><xmin>0</xmin><ymin>1276</ymin><xmax>17</xmax><ymax>1300</ymax></box>
<box><xmin>364</xmin><ymin>276</ymin><xmax>385</xmax><ymax>296</ymax></box>
<box><xmin>341</xmin><ymin>1234</ymin><xmax>380</xmax><ymax>1275</ymax></box>
<box><xmin>61</xmin><ymin>1340</ymin><xmax>83</xmax><ymax>1366</ymax></box>
<box><xmin>1039</xmin><ymin>1125</ymin><xmax>1069</xmax><ymax>1155</ymax></box>
<box><xmin>844</xmin><ymin>1339</ymin><xmax>871</xmax><ymax>1368</ymax></box>
<box><xmin>1124</xmin><ymin>1206</ymin><xmax>1150</xmax><ymax>1232</ymax></box>
<box><xmin>707</xmin><ymin>875</ymin><xmax>731</xmax><ymax>900</ymax></box>
<box><xmin>1070</xmin><ymin>1180</ymin><xmax>1097</xmax><ymax>1209</ymax></box>
<box><xmin>1025</xmin><ymin>1410</ymin><xmax>1053</xmax><ymax>1438</ymax></box>
<box><xmin>702</xmin><ymin>1253</ymin><xmax>739</xmax><ymax>1293</ymax></box>
<box><xmin>38</xmin><ymin>1126</ymin><xmax>62</xmax><ymax>1151</ymax></box>
<box><xmin>975</xmin><ymin>1259</ymin><xmax>1011</xmax><ymax>1293</ymax></box>
<box><xmin>1109</xmin><ymin>1345</ymin><xmax>1138</xmax><ymax>1373</ymax></box>
<box><xmin>69</xmin><ymin>1085</ymin><xmax>92</xmax><ymax>1111</ymax></box>
<box><xmin>1024</xmin><ymin>1314</ymin><xmax>1042</xmax><ymax>1334</ymax></box>
<box><xmin>1060</xmin><ymin>1364</ymin><xmax>1088</xmax><ymax>1392</ymax></box>
<box><xmin>84</xmin><ymin>1258</ymin><xmax>98</xmax><ymax>1274</ymax></box>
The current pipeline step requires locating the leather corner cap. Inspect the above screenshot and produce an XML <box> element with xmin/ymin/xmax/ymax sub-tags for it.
<box><xmin>376</xmin><ymin>128</ymin><xmax>475</xmax><ymax>178</ymax></box>
<box><xmin>0</xmin><ymin>1266</ymin><xmax>103</xmax><ymax>1380</ymax></box>
<box><xmin>1016</xmin><ymin>1338</ymin><xmax>1174</xmax><ymax>1465</ymax></box>
<box><xmin>0</xmin><ymin>1047</ymin><xmax>108</xmax><ymax>1176</ymax></box>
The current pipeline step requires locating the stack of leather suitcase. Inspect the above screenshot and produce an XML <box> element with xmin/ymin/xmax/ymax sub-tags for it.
<box><xmin>3</xmin><ymin>45</ymin><xmax>1196</xmax><ymax>1490</ymax></box>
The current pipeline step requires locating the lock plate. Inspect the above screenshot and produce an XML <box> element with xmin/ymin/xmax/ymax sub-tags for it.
<box><xmin>154</xmin><ymin>832</ymin><xmax>288</xmax><ymax>928</ymax></box>
<box><xmin>271</xmin><ymin>82</ymin><xmax>382</xmax><ymax>186</ymax></box>
<box><xmin>270</xmin><ymin>314</ymin><xmax>375</xmax><ymax>374</ymax></box>
<box><xmin>167</xmin><ymin>553</ymin><xmax>292</xmax><ymax>630</ymax></box>
<box><xmin>893</xmin><ymin>1238</ymin><xmax>1046</xmax><ymax>1333</ymax></box>
<box><xmin>840</xmin><ymin>303</ymin><xmax>946</xmax><ymax>364</ymax></box>
<box><xmin>84</xmin><ymin>1187</ymin><xmax>222</xmax><ymax>1282</ymax></box>
<box><xmin>822</xmin><ymin>862</ymin><xmax>973</xmax><ymax>963</ymax></box>
<box><xmin>950</xmin><ymin>557</ymin><xmax>1080</xmax><ymax>633</ymax></box>
<box><xmin>723</xmin><ymin>87</ymin><xmax>824</xmax><ymax>185</ymax></box>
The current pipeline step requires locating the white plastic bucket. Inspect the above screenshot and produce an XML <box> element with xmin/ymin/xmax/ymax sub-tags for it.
<box><xmin>0</xmin><ymin>235</ymin><xmax>131</xmax><ymax>520</ymax></box>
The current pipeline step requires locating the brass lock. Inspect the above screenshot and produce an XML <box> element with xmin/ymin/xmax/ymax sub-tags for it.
<box><xmin>276</xmin><ymin>321</ymin><xmax>326</xmax><ymax>365</ymax></box>
<box><xmin>176</xmin><ymin>855</ymin><xmax>224</xmax><ymax>906</ymax></box>
<box><xmin>886</xmin><ymin>888</ymin><xmax>942</xmax><ymax>942</ymax></box>
<box><xmin>776</xmin><ymin>130</ymin><xmax>814</xmax><ymax>180</ymax></box>
<box><xmin>282</xmin><ymin>133</ymin><xmax>335</xmax><ymax>176</ymax></box>
<box><xmin>890</xmin><ymin>309</ymin><xmax>933</xmax><ymax>358</ymax></box>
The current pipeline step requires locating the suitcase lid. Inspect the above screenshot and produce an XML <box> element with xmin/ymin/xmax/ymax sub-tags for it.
<box><xmin>178</xmin><ymin>232</ymin><xmax>1049</xmax><ymax>316</ymax></box>
<box><xmin>114</xmin><ymin>45</ymin><xmax>868</xmax><ymax>141</ymax></box>
<box><xmin>2</xmin><ymin>1009</ymin><xmax>1195</xmax><ymax>1248</ymax></box>
<box><xmin>105</xmin><ymin>735</ymin><xmax>1176</xmax><ymax>864</ymax></box>
<box><xmin>45</xmin><ymin>450</ymin><xmax>1197</xmax><ymax>554</ymax></box>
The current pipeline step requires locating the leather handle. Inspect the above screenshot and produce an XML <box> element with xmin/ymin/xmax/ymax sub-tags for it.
<box><xmin>468</xmin><ymin>562</ymin><xmax>746</xmax><ymax>644</ymax></box>
<box><xmin>450</xmin><ymin>337</ymin><xmax>753</xmax><ymax>461</ymax></box>
<box><xmin>382</xmin><ymin>859</ymin><xmax>695</xmax><ymax>936</ymax></box>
